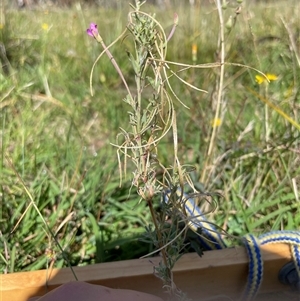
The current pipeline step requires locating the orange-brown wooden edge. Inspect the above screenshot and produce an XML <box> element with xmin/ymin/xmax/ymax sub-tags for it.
<box><xmin>0</xmin><ymin>244</ymin><xmax>294</xmax><ymax>301</ymax></box>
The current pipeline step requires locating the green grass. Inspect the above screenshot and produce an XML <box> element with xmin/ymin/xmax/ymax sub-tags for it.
<box><xmin>1</xmin><ymin>0</ymin><xmax>300</xmax><ymax>275</ymax></box>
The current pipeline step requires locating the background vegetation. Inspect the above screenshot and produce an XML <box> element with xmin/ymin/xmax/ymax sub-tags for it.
<box><xmin>1</xmin><ymin>0</ymin><xmax>299</xmax><ymax>274</ymax></box>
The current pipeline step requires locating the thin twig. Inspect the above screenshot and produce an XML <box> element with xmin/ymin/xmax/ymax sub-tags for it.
<box><xmin>201</xmin><ymin>0</ymin><xmax>226</xmax><ymax>184</ymax></box>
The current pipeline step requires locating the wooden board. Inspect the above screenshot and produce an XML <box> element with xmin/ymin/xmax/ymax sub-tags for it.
<box><xmin>1</xmin><ymin>244</ymin><xmax>297</xmax><ymax>301</ymax></box>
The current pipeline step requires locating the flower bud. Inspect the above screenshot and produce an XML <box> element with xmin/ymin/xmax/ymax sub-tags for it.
<box><xmin>222</xmin><ymin>1</ymin><xmax>228</xmax><ymax>10</ymax></box>
<box><xmin>235</xmin><ymin>6</ymin><xmax>242</xmax><ymax>15</ymax></box>
<box><xmin>225</xmin><ymin>16</ymin><xmax>234</xmax><ymax>30</ymax></box>
<box><xmin>174</xmin><ymin>13</ymin><xmax>179</xmax><ymax>25</ymax></box>
<box><xmin>192</xmin><ymin>43</ymin><xmax>197</xmax><ymax>63</ymax></box>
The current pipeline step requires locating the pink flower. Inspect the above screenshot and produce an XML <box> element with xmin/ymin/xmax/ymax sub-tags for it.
<box><xmin>86</xmin><ymin>23</ymin><xmax>98</xmax><ymax>38</ymax></box>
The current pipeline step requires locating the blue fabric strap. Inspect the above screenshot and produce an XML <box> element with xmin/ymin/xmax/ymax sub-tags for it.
<box><xmin>163</xmin><ymin>188</ymin><xmax>300</xmax><ymax>300</ymax></box>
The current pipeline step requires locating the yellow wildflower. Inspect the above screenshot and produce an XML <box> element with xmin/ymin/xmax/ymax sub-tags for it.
<box><xmin>255</xmin><ymin>73</ymin><xmax>278</xmax><ymax>85</ymax></box>
<box><xmin>255</xmin><ymin>75</ymin><xmax>265</xmax><ymax>85</ymax></box>
<box><xmin>192</xmin><ymin>43</ymin><xmax>197</xmax><ymax>62</ymax></box>
<box><xmin>42</xmin><ymin>23</ymin><xmax>49</xmax><ymax>31</ymax></box>
<box><xmin>211</xmin><ymin>118</ymin><xmax>222</xmax><ymax>127</ymax></box>
<box><xmin>266</xmin><ymin>73</ymin><xmax>278</xmax><ymax>81</ymax></box>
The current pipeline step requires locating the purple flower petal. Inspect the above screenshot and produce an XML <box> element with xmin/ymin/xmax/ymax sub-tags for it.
<box><xmin>86</xmin><ymin>23</ymin><xmax>98</xmax><ymax>38</ymax></box>
<box><xmin>86</xmin><ymin>29</ymin><xmax>93</xmax><ymax>37</ymax></box>
<box><xmin>90</xmin><ymin>23</ymin><xmax>97</xmax><ymax>31</ymax></box>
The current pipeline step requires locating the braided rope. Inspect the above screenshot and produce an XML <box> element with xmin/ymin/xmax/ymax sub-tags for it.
<box><xmin>259</xmin><ymin>231</ymin><xmax>300</xmax><ymax>280</ymax></box>
<box><xmin>163</xmin><ymin>188</ymin><xmax>300</xmax><ymax>300</ymax></box>
<box><xmin>292</xmin><ymin>245</ymin><xmax>300</xmax><ymax>279</ymax></box>
<box><xmin>242</xmin><ymin>234</ymin><xmax>263</xmax><ymax>301</ymax></box>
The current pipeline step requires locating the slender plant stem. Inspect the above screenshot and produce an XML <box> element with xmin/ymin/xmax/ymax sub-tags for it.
<box><xmin>264</xmin><ymin>85</ymin><xmax>270</xmax><ymax>147</ymax></box>
<box><xmin>201</xmin><ymin>0</ymin><xmax>225</xmax><ymax>184</ymax></box>
<box><xmin>146</xmin><ymin>197</ymin><xmax>171</xmax><ymax>283</ymax></box>
<box><xmin>135</xmin><ymin>70</ymin><xmax>145</xmax><ymax>172</ymax></box>
<box><xmin>99</xmin><ymin>40</ymin><xmax>134</xmax><ymax>102</ymax></box>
